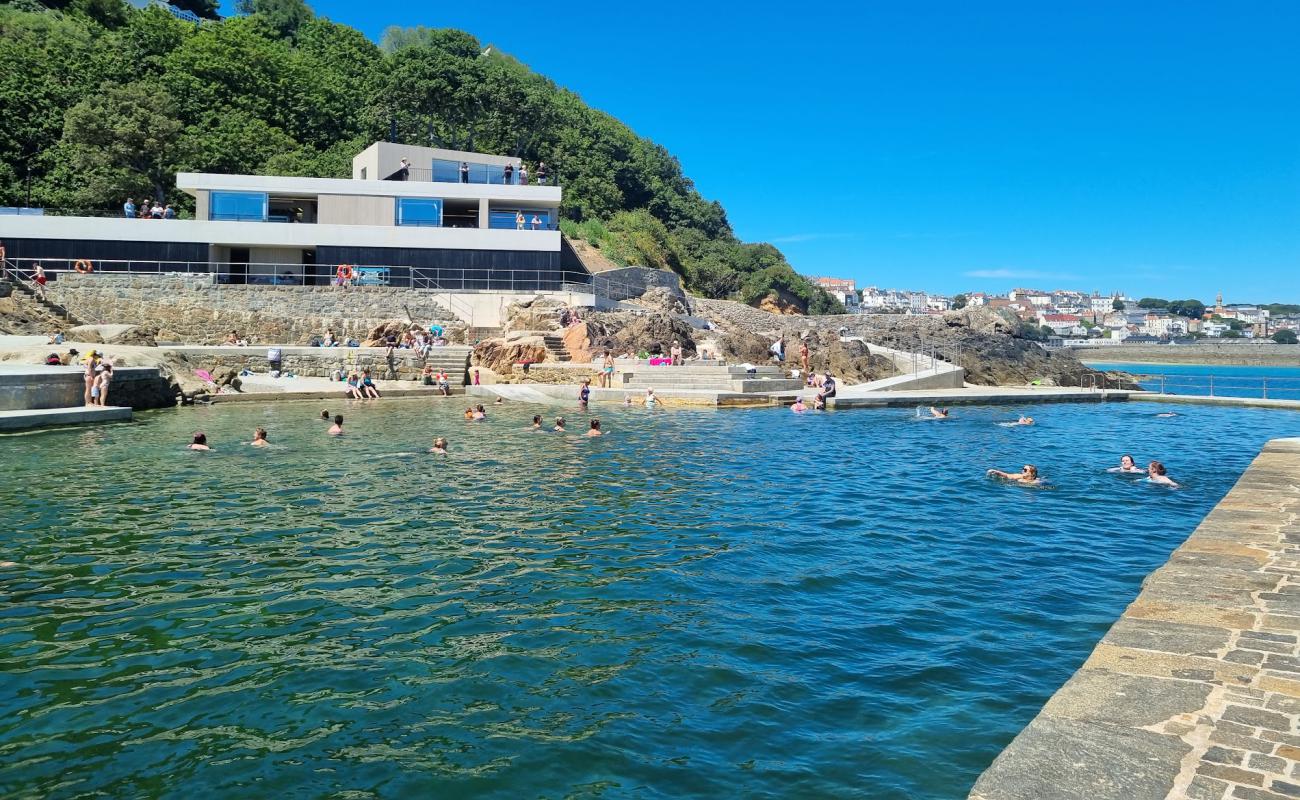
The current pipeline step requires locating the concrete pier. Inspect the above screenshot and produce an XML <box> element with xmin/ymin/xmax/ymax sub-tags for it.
<box><xmin>970</xmin><ymin>437</ymin><xmax>1300</xmax><ymax>800</ymax></box>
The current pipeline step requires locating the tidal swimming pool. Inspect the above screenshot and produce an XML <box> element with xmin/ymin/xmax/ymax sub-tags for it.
<box><xmin>3</xmin><ymin>400</ymin><xmax>1299</xmax><ymax>799</ymax></box>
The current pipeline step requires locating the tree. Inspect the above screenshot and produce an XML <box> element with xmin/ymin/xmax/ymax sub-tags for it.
<box><xmin>1137</xmin><ymin>297</ymin><xmax>1169</xmax><ymax>309</ymax></box>
<box><xmin>61</xmin><ymin>82</ymin><xmax>183</xmax><ymax>204</ymax></box>
<box><xmin>1273</xmin><ymin>329</ymin><xmax>1298</xmax><ymax>344</ymax></box>
<box><xmin>1112</xmin><ymin>297</ymin><xmax>1125</xmax><ymax>311</ymax></box>
<box><xmin>1167</xmin><ymin>299</ymin><xmax>1206</xmax><ymax>320</ymax></box>
<box><xmin>235</xmin><ymin>0</ymin><xmax>313</xmax><ymax>39</ymax></box>
<box><xmin>952</xmin><ymin>293</ymin><xmax>968</xmax><ymax>310</ymax></box>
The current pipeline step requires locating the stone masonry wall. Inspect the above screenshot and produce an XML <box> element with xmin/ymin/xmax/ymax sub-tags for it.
<box><xmin>47</xmin><ymin>274</ymin><xmax>459</xmax><ymax>346</ymax></box>
<box><xmin>166</xmin><ymin>346</ymin><xmax>471</xmax><ymax>384</ymax></box>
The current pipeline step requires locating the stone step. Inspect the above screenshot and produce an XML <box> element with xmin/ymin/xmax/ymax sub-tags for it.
<box><xmin>0</xmin><ymin>405</ymin><xmax>132</xmax><ymax>431</ymax></box>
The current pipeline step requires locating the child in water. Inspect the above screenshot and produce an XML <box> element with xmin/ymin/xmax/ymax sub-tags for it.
<box><xmin>430</xmin><ymin>437</ymin><xmax>448</xmax><ymax>454</ymax></box>
<box><xmin>328</xmin><ymin>415</ymin><xmax>344</xmax><ymax>436</ymax></box>
<box><xmin>249</xmin><ymin>427</ymin><xmax>269</xmax><ymax>447</ymax></box>
<box><xmin>553</xmin><ymin>417</ymin><xmax>566</xmax><ymax>432</ymax></box>
<box><xmin>188</xmin><ymin>432</ymin><xmax>211</xmax><ymax>451</ymax></box>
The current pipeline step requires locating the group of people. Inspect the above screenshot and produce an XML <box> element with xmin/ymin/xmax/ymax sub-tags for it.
<box><xmin>513</xmin><ymin>211</ymin><xmax>547</xmax><ymax>230</ymax></box>
<box><xmin>123</xmin><ymin>198</ymin><xmax>176</xmax><ymax>219</ymax></box>
<box><xmin>986</xmin><ymin>457</ymin><xmax>1178</xmax><ymax>488</ymax></box>
<box><xmin>342</xmin><ymin>369</ymin><xmax>382</xmax><ymax>399</ymax></box>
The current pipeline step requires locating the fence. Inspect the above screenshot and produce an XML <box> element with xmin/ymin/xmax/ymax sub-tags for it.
<box><xmin>1110</xmin><ymin>370</ymin><xmax>1300</xmax><ymax>400</ymax></box>
<box><xmin>0</xmin><ymin>257</ymin><xmax>657</xmax><ymax>305</ymax></box>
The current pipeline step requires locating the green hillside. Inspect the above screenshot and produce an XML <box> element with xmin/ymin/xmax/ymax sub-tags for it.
<box><xmin>0</xmin><ymin>0</ymin><xmax>843</xmax><ymax>313</ymax></box>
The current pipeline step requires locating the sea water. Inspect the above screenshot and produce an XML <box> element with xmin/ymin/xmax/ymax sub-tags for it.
<box><xmin>3</xmin><ymin>400</ymin><xmax>1300</xmax><ymax>799</ymax></box>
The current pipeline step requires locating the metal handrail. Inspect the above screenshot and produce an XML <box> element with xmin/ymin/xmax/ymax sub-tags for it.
<box><xmin>1107</xmin><ymin>369</ymin><xmax>1300</xmax><ymax>399</ymax></box>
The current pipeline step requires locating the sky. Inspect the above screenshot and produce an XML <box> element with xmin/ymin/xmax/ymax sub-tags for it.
<box><xmin>274</xmin><ymin>1</ymin><xmax>1299</xmax><ymax>302</ymax></box>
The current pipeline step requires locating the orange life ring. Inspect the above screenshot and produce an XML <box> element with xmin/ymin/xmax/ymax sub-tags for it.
<box><xmin>74</xmin><ymin>259</ymin><xmax>93</xmax><ymax>274</ymax></box>
<box><xmin>336</xmin><ymin>264</ymin><xmax>354</xmax><ymax>281</ymax></box>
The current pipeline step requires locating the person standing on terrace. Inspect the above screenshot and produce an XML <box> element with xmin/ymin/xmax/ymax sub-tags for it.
<box><xmin>531</xmin><ymin>215</ymin><xmax>541</xmax><ymax>230</ymax></box>
<box><xmin>518</xmin><ymin>164</ymin><xmax>529</xmax><ymax>185</ymax></box>
<box><xmin>123</xmin><ymin>198</ymin><xmax>135</xmax><ymax>218</ymax></box>
<box><xmin>516</xmin><ymin>211</ymin><xmax>525</xmax><ymax>230</ymax></box>
<box><xmin>459</xmin><ymin>162</ymin><xmax>470</xmax><ymax>183</ymax></box>
<box><xmin>504</xmin><ymin>163</ymin><xmax>514</xmax><ymax>184</ymax></box>
<box><xmin>536</xmin><ymin>162</ymin><xmax>548</xmax><ymax>185</ymax></box>
<box><xmin>600</xmin><ymin>350</ymin><xmax>615</xmax><ymax>388</ymax></box>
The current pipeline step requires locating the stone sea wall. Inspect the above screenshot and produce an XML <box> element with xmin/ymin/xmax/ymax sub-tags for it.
<box><xmin>970</xmin><ymin>437</ymin><xmax>1300</xmax><ymax>800</ymax></box>
<box><xmin>47</xmin><ymin>274</ymin><xmax>459</xmax><ymax>345</ymax></box>
<box><xmin>1076</xmin><ymin>344</ymin><xmax>1300</xmax><ymax>366</ymax></box>
<box><xmin>164</xmin><ymin>346</ymin><xmax>471</xmax><ymax>384</ymax></box>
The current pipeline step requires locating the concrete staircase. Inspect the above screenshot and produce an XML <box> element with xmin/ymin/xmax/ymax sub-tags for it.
<box><xmin>423</xmin><ymin>346</ymin><xmax>473</xmax><ymax>384</ymax></box>
<box><xmin>623</xmin><ymin>364</ymin><xmax>804</xmax><ymax>393</ymax></box>
<box><xmin>542</xmin><ymin>333</ymin><xmax>571</xmax><ymax>362</ymax></box>
<box><xmin>0</xmin><ymin>276</ymin><xmax>84</xmax><ymax>327</ymax></box>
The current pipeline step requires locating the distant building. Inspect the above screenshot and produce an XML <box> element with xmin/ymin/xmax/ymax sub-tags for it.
<box><xmin>813</xmin><ymin>276</ymin><xmax>857</xmax><ymax>295</ymax></box>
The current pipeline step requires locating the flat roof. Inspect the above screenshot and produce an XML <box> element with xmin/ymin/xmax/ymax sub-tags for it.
<box><xmin>176</xmin><ymin>173</ymin><xmax>562</xmax><ymax>205</ymax></box>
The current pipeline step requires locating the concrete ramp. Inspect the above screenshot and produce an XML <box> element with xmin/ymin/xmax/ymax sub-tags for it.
<box><xmin>475</xmin><ymin>384</ymin><xmax>573</xmax><ymax>405</ymax></box>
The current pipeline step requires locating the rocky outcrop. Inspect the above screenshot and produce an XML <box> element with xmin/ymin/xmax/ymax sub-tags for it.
<box><xmin>473</xmin><ymin>333</ymin><xmax>549</xmax><ymax>375</ymax></box>
<box><xmin>503</xmin><ymin>296</ymin><xmax>572</xmax><ymax>333</ymax></box>
<box><xmin>579</xmin><ymin>311</ymin><xmax>698</xmax><ymax>359</ymax></box>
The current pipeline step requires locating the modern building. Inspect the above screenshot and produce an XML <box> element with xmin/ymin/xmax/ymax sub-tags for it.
<box><xmin>0</xmin><ymin>142</ymin><xmax>575</xmax><ymax>290</ymax></box>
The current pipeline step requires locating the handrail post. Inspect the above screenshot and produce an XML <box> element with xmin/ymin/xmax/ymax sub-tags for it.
<box><xmin>1263</xmin><ymin>377</ymin><xmax>1268</xmax><ymax>400</ymax></box>
<box><xmin>1209</xmin><ymin>374</ymin><xmax>1214</xmax><ymax>396</ymax></box>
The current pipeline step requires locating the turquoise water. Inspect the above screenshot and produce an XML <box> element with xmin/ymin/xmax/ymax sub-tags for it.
<box><xmin>1086</xmin><ymin>361</ymin><xmax>1300</xmax><ymax>399</ymax></box>
<box><xmin>3</xmin><ymin>399</ymin><xmax>1300</xmax><ymax>799</ymax></box>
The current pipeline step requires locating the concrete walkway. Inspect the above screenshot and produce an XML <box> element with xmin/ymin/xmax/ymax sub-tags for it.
<box><xmin>826</xmin><ymin>386</ymin><xmax>1132</xmax><ymax>409</ymax></box>
<box><xmin>1136</xmin><ymin>394</ymin><xmax>1300</xmax><ymax>412</ymax></box>
<box><xmin>0</xmin><ymin>405</ymin><xmax>131</xmax><ymax>431</ymax></box>
<box><xmin>971</xmin><ymin>437</ymin><xmax>1300</xmax><ymax>800</ymax></box>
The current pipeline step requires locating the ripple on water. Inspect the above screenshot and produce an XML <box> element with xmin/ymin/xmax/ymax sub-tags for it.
<box><xmin>1</xmin><ymin>400</ymin><xmax>1299</xmax><ymax>798</ymax></box>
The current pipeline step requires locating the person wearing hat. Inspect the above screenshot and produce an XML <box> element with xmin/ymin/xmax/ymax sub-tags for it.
<box><xmin>61</xmin><ymin>348</ymin><xmax>80</xmax><ymax>366</ymax></box>
<box><xmin>82</xmin><ymin>350</ymin><xmax>100</xmax><ymax>405</ymax></box>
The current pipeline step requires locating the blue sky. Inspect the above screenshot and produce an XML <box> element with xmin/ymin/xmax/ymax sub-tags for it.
<box><xmin>281</xmin><ymin>1</ymin><xmax>1298</xmax><ymax>302</ymax></box>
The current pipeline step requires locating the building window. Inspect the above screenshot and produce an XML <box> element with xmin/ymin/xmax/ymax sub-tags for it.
<box><xmin>209</xmin><ymin>191</ymin><xmax>268</xmax><ymax>222</ymax></box>
<box><xmin>432</xmin><ymin>159</ymin><xmax>516</xmax><ymax>185</ymax></box>
<box><xmin>395</xmin><ymin>197</ymin><xmax>442</xmax><ymax>227</ymax></box>
<box><xmin>360</xmin><ymin>167</ymin><xmax>367</xmax><ymax>180</ymax></box>
<box><xmin>490</xmin><ymin>209</ymin><xmax>552</xmax><ymax>230</ymax></box>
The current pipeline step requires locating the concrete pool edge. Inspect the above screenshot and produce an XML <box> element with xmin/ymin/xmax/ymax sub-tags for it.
<box><xmin>969</xmin><ymin>436</ymin><xmax>1300</xmax><ymax>800</ymax></box>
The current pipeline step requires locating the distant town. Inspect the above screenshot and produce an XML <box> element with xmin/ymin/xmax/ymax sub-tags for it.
<box><xmin>810</xmin><ymin>277</ymin><xmax>1300</xmax><ymax>345</ymax></box>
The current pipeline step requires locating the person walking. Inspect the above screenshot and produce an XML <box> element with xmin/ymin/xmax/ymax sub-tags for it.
<box><xmin>32</xmin><ymin>263</ymin><xmax>47</xmax><ymax>300</ymax></box>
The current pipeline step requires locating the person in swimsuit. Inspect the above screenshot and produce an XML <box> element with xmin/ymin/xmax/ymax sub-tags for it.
<box><xmin>644</xmin><ymin>388</ymin><xmax>657</xmax><ymax>407</ymax></box>
<box><xmin>94</xmin><ymin>364</ymin><xmax>112</xmax><ymax>406</ymax></box>
<box><xmin>579</xmin><ymin>379</ymin><xmax>591</xmax><ymax>406</ymax></box>
<box><xmin>800</xmin><ymin>339</ymin><xmax>810</xmax><ymax>375</ymax></box>
<box><xmin>553</xmin><ymin>416</ymin><xmax>566</xmax><ymax>432</ymax></box>
<box><xmin>464</xmin><ymin>408</ymin><xmax>474</xmax><ymax>420</ymax></box>
<box><xmin>1109</xmin><ymin>454</ymin><xmax>1145</xmax><ymax>474</ymax></box>
<box><xmin>320</xmin><ymin>409</ymin><xmax>331</xmax><ymax>421</ymax></box>
<box><xmin>987</xmin><ymin>464</ymin><xmax>1040</xmax><ymax>485</ymax></box>
<box><xmin>600</xmin><ymin>351</ymin><xmax>615</xmax><ymax>388</ymax></box>
<box><xmin>188</xmin><ymin>432</ymin><xmax>211</xmax><ymax>451</ymax></box>
<box><xmin>437</xmin><ymin>370</ymin><xmax>451</xmax><ymax>396</ymax></box>
<box><xmin>430</xmin><ymin>437</ymin><xmax>448</xmax><ymax>454</ymax></box>
<box><xmin>471</xmin><ymin>404</ymin><xmax>486</xmax><ymax>420</ymax></box>
<box><xmin>343</xmin><ymin>373</ymin><xmax>363</xmax><ymax>399</ymax></box>
<box><xmin>328</xmin><ymin>415</ymin><xmax>344</xmax><ymax>436</ymax></box>
<box><xmin>930</xmin><ymin>406</ymin><xmax>949</xmax><ymax>418</ymax></box>
<box><xmin>33</xmin><ymin>263</ymin><xmax>47</xmax><ymax>300</ymax></box>
<box><xmin>791</xmin><ymin>397</ymin><xmax>807</xmax><ymax>413</ymax></box>
<box><xmin>531</xmin><ymin>415</ymin><xmax>543</xmax><ymax>430</ymax></box>
<box><xmin>250</xmin><ymin>427</ymin><xmax>269</xmax><ymax>447</ymax></box>
<box><xmin>1008</xmin><ymin>415</ymin><xmax>1033</xmax><ymax>426</ymax></box>
<box><xmin>360</xmin><ymin>369</ymin><xmax>381</xmax><ymax>398</ymax></box>
<box><xmin>83</xmin><ymin>350</ymin><xmax>99</xmax><ymax>405</ymax></box>
<box><xmin>1148</xmin><ymin>461</ymin><xmax>1180</xmax><ymax>487</ymax></box>
<box><xmin>494</xmin><ymin>396</ymin><xmax>503</xmax><ymax>405</ymax></box>
<box><xmin>587</xmin><ymin>419</ymin><xmax>603</xmax><ymax>437</ymax></box>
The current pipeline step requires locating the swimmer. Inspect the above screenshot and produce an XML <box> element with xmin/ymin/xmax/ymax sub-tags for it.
<box><xmin>587</xmin><ymin>419</ymin><xmax>603</xmax><ymax>437</ymax></box>
<box><xmin>1156</xmin><ymin>412</ymin><xmax>1179</xmax><ymax>418</ymax></box>
<box><xmin>644</xmin><ymin>388</ymin><xmax>657</xmax><ymax>407</ymax></box>
<box><xmin>430</xmin><ymin>436</ymin><xmax>448</xmax><ymax>454</ymax></box>
<box><xmin>930</xmin><ymin>406</ymin><xmax>949</xmax><ymax>419</ymax></box>
<box><xmin>249</xmin><ymin>427</ymin><xmax>269</xmax><ymax>447</ymax></box>
<box><xmin>320</xmin><ymin>409</ymin><xmax>330</xmax><ymax>421</ymax></box>
<box><xmin>328</xmin><ymin>414</ymin><xmax>344</xmax><ymax>436</ymax></box>
<box><xmin>1108</xmin><ymin>454</ymin><xmax>1145</xmax><ymax>474</ymax></box>
<box><xmin>464</xmin><ymin>407</ymin><xmax>474</xmax><ymax>420</ymax></box>
<box><xmin>471</xmin><ymin>404</ymin><xmax>487</xmax><ymax>421</ymax></box>
<box><xmin>791</xmin><ymin>397</ymin><xmax>807</xmax><ymax>413</ymax></box>
<box><xmin>623</xmin><ymin>395</ymin><xmax>632</xmax><ymax>406</ymax></box>
<box><xmin>1011</xmin><ymin>416</ymin><xmax>1034</xmax><ymax>426</ymax></box>
<box><xmin>987</xmin><ymin>464</ymin><xmax>1040</xmax><ymax>485</ymax></box>
<box><xmin>188</xmin><ymin>432</ymin><xmax>211</xmax><ymax>451</ymax></box>
<box><xmin>1147</xmin><ymin>460</ymin><xmax>1180</xmax><ymax>488</ymax></box>
<box><xmin>530</xmin><ymin>415</ymin><xmax>543</xmax><ymax>430</ymax></box>
<box><xmin>553</xmin><ymin>416</ymin><xmax>566</xmax><ymax>432</ymax></box>
<box><xmin>579</xmin><ymin>379</ymin><xmax>591</xmax><ymax>406</ymax></box>
<box><xmin>494</xmin><ymin>396</ymin><xmax>504</xmax><ymax>405</ymax></box>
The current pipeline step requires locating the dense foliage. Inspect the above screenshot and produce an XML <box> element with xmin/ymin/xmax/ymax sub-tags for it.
<box><xmin>1135</xmin><ymin>297</ymin><xmax>1207</xmax><ymax>319</ymax></box>
<box><xmin>0</xmin><ymin>0</ymin><xmax>841</xmax><ymax>312</ymax></box>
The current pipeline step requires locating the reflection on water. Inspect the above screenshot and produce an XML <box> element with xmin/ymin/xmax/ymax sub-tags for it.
<box><xmin>2</xmin><ymin>399</ymin><xmax>1299</xmax><ymax>799</ymax></box>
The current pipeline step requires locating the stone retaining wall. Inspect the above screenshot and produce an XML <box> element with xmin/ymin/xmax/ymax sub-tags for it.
<box><xmin>0</xmin><ymin>366</ymin><xmax>175</xmax><ymax>410</ymax></box>
<box><xmin>165</xmin><ymin>346</ymin><xmax>471</xmax><ymax>384</ymax></box>
<box><xmin>970</xmin><ymin>437</ymin><xmax>1300</xmax><ymax>800</ymax></box>
<box><xmin>47</xmin><ymin>274</ymin><xmax>459</xmax><ymax>345</ymax></box>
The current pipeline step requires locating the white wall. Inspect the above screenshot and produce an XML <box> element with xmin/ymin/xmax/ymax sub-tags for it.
<box><xmin>177</xmin><ymin>172</ymin><xmax>560</xmax><ymax>207</ymax></box>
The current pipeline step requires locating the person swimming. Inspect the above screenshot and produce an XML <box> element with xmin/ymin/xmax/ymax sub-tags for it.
<box><xmin>1155</xmin><ymin>411</ymin><xmax>1179</xmax><ymax>418</ymax></box>
<box><xmin>1148</xmin><ymin>460</ymin><xmax>1180</xmax><ymax>488</ymax></box>
<box><xmin>250</xmin><ymin>427</ymin><xmax>269</xmax><ymax>447</ymax></box>
<box><xmin>430</xmin><ymin>437</ymin><xmax>448</xmax><ymax>454</ymax></box>
<box><xmin>987</xmin><ymin>464</ymin><xmax>1040</xmax><ymax>485</ymax></box>
<box><xmin>494</xmin><ymin>396</ymin><xmax>504</xmax><ymax>405</ymax></box>
<box><xmin>553</xmin><ymin>416</ymin><xmax>566</xmax><ymax>432</ymax></box>
<box><xmin>471</xmin><ymin>404</ymin><xmax>487</xmax><ymax>420</ymax></box>
<box><xmin>1108</xmin><ymin>454</ymin><xmax>1145</xmax><ymax>474</ymax></box>
<box><xmin>464</xmin><ymin>407</ymin><xmax>474</xmax><ymax>420</ymax></box>
<box><xmin>930</xmin><ymin>407</ymin><xmax>950</xmax><ymax>418</ymax></box>
<box><xmin>328</xmin><ymin>414</ymin><xmax>344</xmax><ymax>436</ymax></box>
<box><xmin>530</xmin><ymin>415</ymin><xmax>543</xmax><ymax>430</ymax></box>
<box><xmin>1013</xmin><ymin>415</ymin><xmax>1034</xmax><ymax>426</ymax></box>
<box><xmin>587</xmin><ymin>419</ymin><xmax>603</xmax><ymax>437</ymax></box>
<box><xmin>188</xmin><ymin>432</ymin><xmax>211</xmax><ymax>451</ymax></box>
<box><xmin>320</xmin><ymin>409</ymin><xmax>330</xmax><ymax>421</ymax></box>
<box><xmin>791</xmin><ymin>397</ymin><xmax>807</xmax><ymax>412</ymax></box>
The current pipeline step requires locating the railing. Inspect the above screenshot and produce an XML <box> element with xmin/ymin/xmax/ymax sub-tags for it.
<box><xmin>384</xmin><ymin>166</ymin><xmax>559</xmax><ymax>187</ymax></box>
<box><xmin>1108</xmin><ymin>370</ymin><xmax>1300</xmax><ymax>400</ymax></box>
<box><xmin>2</xmin><ymin>258</ymin><xmax>654</xmax><ymax>306</ymax></box>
